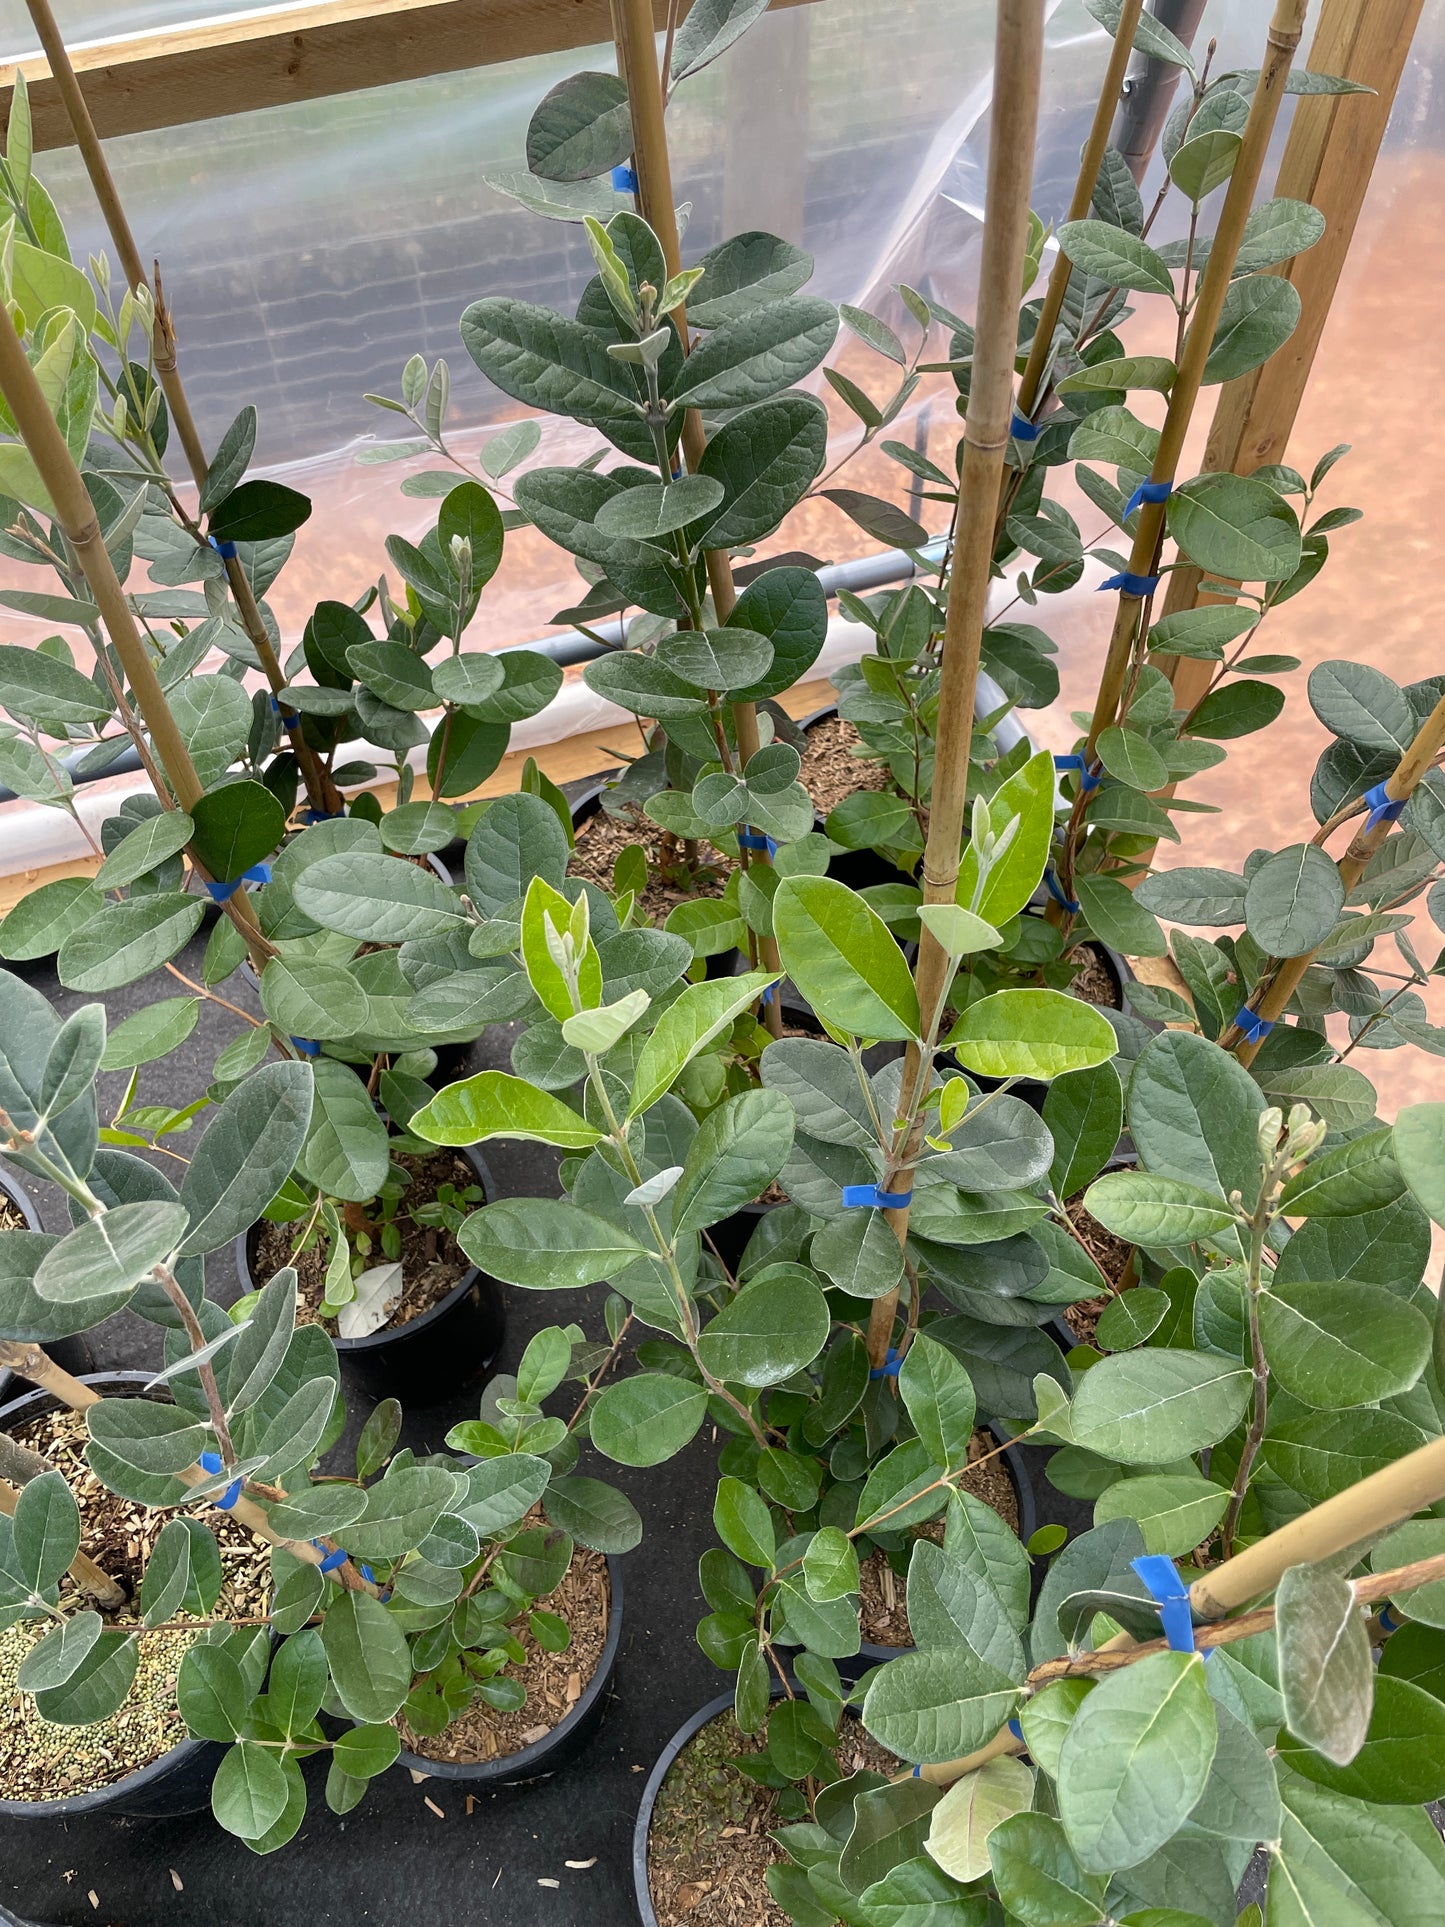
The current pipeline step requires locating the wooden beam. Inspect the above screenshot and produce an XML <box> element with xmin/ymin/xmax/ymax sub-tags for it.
<box><xmin>1</xmin><ymin>0</ymin><xmax>814</xmax><ymax>150</ymax></box>
<box><xmin>1163</xmin><ymin>0</ymin><xmax>1426</xmax><ymax>713</ymax></box>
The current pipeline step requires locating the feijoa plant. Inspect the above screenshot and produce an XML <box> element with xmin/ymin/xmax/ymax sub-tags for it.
<box><xmin>0</xmin><ymin>968</ymin><xmax>636</xmax><ymax>1846</ymax></box>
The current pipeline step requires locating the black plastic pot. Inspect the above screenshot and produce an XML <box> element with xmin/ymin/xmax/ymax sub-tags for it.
<box><xmin>396</xmin><ymin>1553</ymin><xmax>624</xmax><ymax>1789</ymax></box>
<box><xmin>235</xmin><ymin>1144</ymin><xmax>505</xmax><ymax>1406</ymax></box>
<box><xmin>0</xmin><ymin>1161</ymin><xmax>93</xmax><ymax>1406</ymax></box>
<box><xmin>0</xmin><ymin>1371</ymin><xmax>227</xmax><ymax>1822</ymax></box>
<box><xmin>842</xmin><ymin>1420</ymin><xmax>1036</xmax><ymax>1682</ymax></box>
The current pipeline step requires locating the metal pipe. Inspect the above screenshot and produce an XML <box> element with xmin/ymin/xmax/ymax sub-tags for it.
<box><xmin>1112</xmin><ymin>0</ymin><xmax>1209</xmax><ymax>184</ymax></box>
<box><xmin>0</xmin><ymin>539</ymin><xmax>951</xmax><ymax>804</ymax></box>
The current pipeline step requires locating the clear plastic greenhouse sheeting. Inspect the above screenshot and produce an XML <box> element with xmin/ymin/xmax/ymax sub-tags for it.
<box><xmin>6</xmin><ymin>0</ymin><xmax>1431</xmax><ymax>656</ymax></box>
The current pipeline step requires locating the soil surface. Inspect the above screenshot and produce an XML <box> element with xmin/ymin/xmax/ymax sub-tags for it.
<box><xmin>0</xmin><ymin>1197</ymin><xmax>23</xmax><ymax>1232</ymax></box>
<box><xmin>647</xmin><ymin>1707</ymin><xmax>899</xmax><ymax>1927</ymax></box>
<box><xmin>0</xmin><ymin>1407</ymin><xmax>269</xmax><ymax>1803</ymax></box>
<box><xmin>569</xmin><ymin>800</ymin><xmax>728</xmax><ymax>922</ymax></box>
<box><xmin>799</xmin><ymin>715</ymin><xmax>890</xmax><ymax>816</ymax></box>
<box><xmin>252</xmin><ymin>1149</ymin><xmax>477</xmax><ymax>1336</ymax></box>
<box><xmin>398</xmin><ymin>1547</ymin><xmax>610</xmax><ymax>1767</ymax></box>
<box><xmin>858</xmin><ymin>1427</ymin><xmax>1020</xmax><ymax>1648</ymax></box>
<box><xmin>1065</xmin><ymin>942</ymin><xmax>1120</xmax><ymax>1010</ymax></box>
<box><xmin>1059</xmin><ymin>1191</ymin><xmax>1135</xmax><ymax>1346</ymax></box>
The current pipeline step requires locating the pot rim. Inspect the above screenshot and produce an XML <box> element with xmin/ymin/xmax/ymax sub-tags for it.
<box><xmin>234</xmin><ymin>1143</ymin><xmax>500</xmax><ymax>1356</ymax></box>
<box><xmin>632</xmin><ymin>1678</ymin><xmax>791</xmax><ymax>1927</ymax></box>
<box><xmin>394</xmin><ymin>1550</ymin><xmax>625</xmax><ymax>1784</ymax></box>
<box><xmin>0</xmin><ymin>1370</ymin><xmax>220</xmax><ymax>1821</ymax></box>
<box><xmin>0</xmin><ymin>1159</ymin><xmax>42</xmax><ymax>1233</ymax></box>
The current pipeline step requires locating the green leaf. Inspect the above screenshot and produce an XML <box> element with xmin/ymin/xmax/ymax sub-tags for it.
<box><xmin>31</xmin><ymin>1627</ymin><xmax>138</xmax><ymax>1725</ymax></box>
<box><xmin>713</xmin><ymin>1475</ymin><xmax>775</xmax><ymax>1568</ymax></box>
<box><xmin>1056</xmin><ymin>1651</ymin><xmax>1216</xmax><ymax>1872</ymax></box>
<box><xmin>1083</xmin><ymin>1169</ymin><xmax>1237</xmax><ymax>1245</ymax></box>
<box><xmin>821</xmin><ymin>488</ymin><xmax>928</xmax><ymax>550</ymax></box>
<box><xmin>457</xmin><ymin>1196</ymin><xmax>644</xmax><ymax>1289</ymax></box>
<box><xmin>1075</xmin><ymin>874</ymin><xmax>1169</xmax><ymax>960</ymax></box>
<box><xmin>12</xmin><ymin>1469</ymin><xmax>79</xmax><ymax>1591</ymax></box>
<box><xmin>1309</xmin><ymin>659</ymin><xmax>1416</xmax><ymax>754</ymax></box>
<box><xmin>947</xmin><ymin>989</ymin><xmax>1118</xmax><ymax>1081</ymax></box>
<box><xmin>1169</xmin><ymin>127</ymin><xmax>1242</xmax><ymax>202</ymax></box>
<box><xmin>1069</xmin><ymin>1351</ymin><xmax>1252</xmax><ymax>1463</ymax></box>
<box><xmin>1244</xmin><ymin>843</ymin><xmax>1346</xmax><ymax>957</ymax></box>
<box><xmin>670</xmin><ymin>298</ymin><xmax>838</xmax><ymax>411</ymax></box>
<box><xmin>629</xmin><ymin>972</ymin><xmax>780</xmax><ymax>1118</ymax></box>
<box><xmin>297</xmin><ymin>1058</ymin><xmax>388</xmax><ymax>1203</ymax></box>
<box><xmin>16</xmin><ymin>1609</ymin><xmax>103</xmax><ymax>1692</ymax></box>
<box><xmin>40</xmin><ymin>1004</ymin><xmax>106</xmax><ymax>1122</ymax></box>
<box><xmin>259</xmin><ymin>959</ymin><xmax>368</xmax><ymax>1043</ymax></box>
<box><xmin>956</xmin><ymin>750</ymin><xmax>1056</xmax><ymax>925</ymax></box>
<box><xmin>988</xmin><ymin>1811</ymin><xmax>1108</xmax><ymax>1927</ymax></box>
<box><xmin>1045</xmin><ymin>1062</ymin><xmax>1124</xmax><ymax>1198</ymax></box>
<box><xmin>590</xmin><ymin>1373</ymin><xmax>708</xmax><ymax>1465</ymax></box>
<box><xmin>925</xmin><ymin>1755</ymin><xmax>1034</xmax><ymax>1884</ymax></box>
<box><xmin>899</xmin><ymin>1332</ymin><xmax>977</xmax><ymax>1472</ymax></box>
<box><xmin>673</xmin><ymin>1089</ymin><xmax>794</xmax><ymax>1237</ymax></box>
<box><xmin>697</xmin><ymin>1263</ymin><xmax>829</xmax><ymax>1386</ymax></box>
<box><xmin>0</xmin><ymin>877</ymin><xmax>104</xmax><ymax>961</ymax></box>
<box><xmin>178</xmin><ymin>1061</ymin><xmax>314</xmax><ymax>1256</ymax></box>
<box><xmin>332</xmin><ymin>1723</ymin><xmax>401</xmax><ymax>1781</ymax></box>
<box><xmin>1094</xmin><ymin>1471</ymin><xmax>1229</xmax><ymax>1557</ymax></box>
<box><xmin>189</xmin><ymin>780</ymin><xmax>286</xmax><ymax>887</ymax></box>
<box><xmin>1057</xmin><ymin>354</ymin><xmax>1175</xmax><ymax>395</ymax></box>
<box><xmin>862</xmin><ymin>1648</ymin><xmax>1021</xmax><ymax>1765</ymax></box>
<box><xmin>413</xmin><ymin>1071</ymin><xmax>601</xmax><ymax>1149</ymax></box>
<box><xmin>57</xmin><ymin>893</ymin><xmax>204</xmax><ymax>992</ymax></box>
<box><xmin>452</xmin><ymin>1454</ymin><xmax>552</xmax><ymax>1536</ymax></box>
<box><xmin>294</xmin><ymin>851</ymin><xmax>462</xmax><ymax>943</ymax></box>
<box><xmin>1271</xmin><ymin>1774</ymin><xmax>1445</xmax><ymax>1927</ymax></box>
<box><xmin>1262</xmin><ymin>1408</ymin><xmax>1428</xmax><ymax>1507</ymax></box>
<box><xmin>342</xmin><ymin>1464</ymin><xmax>457</xmax><ymax>1562</ymax></box>
<box><xmin>699</xmin><ymin>401</ymin><xmax>829</xmax><ymax>559</ymax></box>
<box><xmin>1279</xmin><ymin>1673</ymin><xmax>1445</xmax><ymax>1805</ymax></box>
<box><xmin>178</xmin><ymin>1643</ymin><xmax>249</xmax><ymax>1741</ymax></box>
<box><xmin>1200</xmin><ymin>275</ymin><xmax>1301</xmax><ymax>384</ymax></box>
<box><xmin>1167</xmin><ymin>475</ymin><xmax>1301</xmax><ymax>584</ymax></box>
<box><xmin>688</xmin><ymin>231</ymin><xmax>813</xmax><ymax>328</ymax></box>
<box><xmin>93</xmin><ymin>811</ymin><xmax>195</xmax><ymax>891</ymax></box>
<box><xmin>1279</xmin><ymin>1128</ymin><xmax>1403</xmax><ymax>1218</ymax></box>
<box><xmin>802</xmin><ymin>1526</ymin><xmax>858</xmax><ymax>1603</ymax></box>
<box><xmin>200</xmin><ymin>405</ymin><xmax>256</xmax><ymax>514</ymax></box>
<box><xmin>544</xmin><ymin>1474</ymin><xmax>642</xmax><ymax>1553</ymax></box>
<box><xmin>1127</xmin><ymin>1030</ymin><xmax>1265</xmax><ymax>1206</ymax></box>
<box><xmin>210</xmin><ymin>1741</ymin><xmax>291</xmax><ymax>1841</ymax></box>
<box><xmin>1098</xmin><ymin>725</ymin><xmax>1169</xmax><ymax>793</ymax></box>
<box><xmin>321</xmin><ymin>1589</ymin><xmax>412</xmax><ymax>1722</ymax></box>
<box><xmin>99</xmin><ymin>996</ymin><xmax>199</xmax><ymax>1071</ymax></box>
<box><xmin>525</xmin><ymin>69</ymin><xmax>631</xmax><ymax>182</ymax></box>
<box><xmin>1057</xmin><ymin>220</ymin><xmax>1175</xmax><ymax>295</ymax></box>
<box><xmin>1394</xmin><ymin>1103</ymin><xmax>1445</xmax><ymax>1228</ymax></box>
<box><xmin>669</xmin><ymin>0</ymin><xmax>770</xmax><ymax>80</ymax></box>
<box><xmin>594</xmin><ymin>473</ymin><xmax>725</xmax><ymax>540</ymax></box>
<box><xmin>1259</xmin><ymin>1280</ymin><xmax>1430</xmax><ymax>1408</ymax></box>
<box><xmin>1276</xmin><ymin>1561</ymin><xmax>1374</xmax><ymax>1765</ymax></box>
<box><xmin>33</xmin><ymin>1199</ymin><xmax>187</xmax><ymax>1303</ymax></box>
<box><xmin>208</xmin><ymin>478</ymin><xmax>312</xmax><ymax>545</ymax></box>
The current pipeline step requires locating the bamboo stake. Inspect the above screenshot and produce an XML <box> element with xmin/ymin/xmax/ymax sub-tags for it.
<box><xmin>609</xmin><ymin>0</ymin><xmax>784</xmax><ymax>1031</ymax></box>
<box><xmin>1220</xmin><ymin>688</ymin><xmax>1445</xmax><ymax>1063</ymax></box>
<box><xmin>0</xmin><ymin>1474</ymin><xmax>128</xmax><ymax>1607</ymax></box>
<box><xmin>0</xmin><ymin>1339</ymin><xmax>378</xmax><ymax>1596</ymax></box>
<box><xmin>0</xmin><ymin>305</ymin><xmax>273</xmax><ymax>970</ymax></box>
<box><xmin>863</xmin><ymin>0</ymin><xmax>1046</xmax><ymax>1369</ymax></box>
<box><xmin>919</xmin><ymin>1425</ymin><xmax>1445</xmax><ymax>1785</ymax></box>
<box><xmin>1056</xmin><ymin>0</ymin><xmax>1308</xmax><ymax>900</ymax></box>
<box><xmin>19</xmin><ymin>0</ymin><xmax>341</xmax><ymax>819</ymax></box>
<box><xmin>1013</xmin><ymin>0</ymin><xmax>1144</xmax><ymax>424</ymax></box>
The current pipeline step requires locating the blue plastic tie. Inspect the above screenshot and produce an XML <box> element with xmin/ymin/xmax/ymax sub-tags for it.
<box><xmin>1053</xmin><ymin>753</ymin><xmax>1101</xmax><ymax>794</ymax></box>
<box><xmin>1363</xmin><ymin>782</ymin><xmax>1407</xmax><ymax>832</ymax></box>
<box><xmin>738</xmin><ymin>830</ymin><xmax>777</xmax><ymax>855</ymax></box>
<box><xmin>204</xmin><ymin>862</ymin><xmax>271</xmax><ymax>903</ymax></box>
<box><xmin>1044</xmin><ymin>869</ymin><xmax>1080</xmax><ymax>914</ymax></box>
<box><xmin>1010</xmin><ymin>411</ymin><xmax>1041</xmax><ymax>442</ymax></box>
<box><xmin>360</xmin><ymin>1564</ymin><xmax>376</xmax><ymax>1585</ymax></box>
<box><xmin>1234</xmin><ymin>1006</ymin><xmax>1274</xmax><ymax>1044</ymax></box>
<box><xmin>911</xmin><ymin>1763</ymin><xmax>922</xmax><ymax>1777</ymax></box>
<box><xmin>290</xmin><ymin>1037</ymin><xmax>321</xmax><ymax>1057</ymax></box>
<box><xmin>314</xmin><ymin>1541</ymin><xmax>348</xmax><ymax>1575</ymax></box>
<box><xmin>869</xmin><ymin>1348</ymin><xmax>902</xmax><ymax>1381</ymax></box>
<box><xmin>1007</xmin><ymin>1719</ymin><xmax>1025</xmax><ymax>1743</ymax></box>
<box><xmin>269</xmin><ymin>694</ymin><xmax>302</xmax><ymax>728</ymax></box>
<box><xmin>1379</xmin><ymin>1604</ymin><xmax>1400</xmax><ymax>1634</ymax></box>
<box><xmin>842</xmin><ymin>1184</ymin><xmax>913</xmax><ymax>1210</ymax></box>
<box><xmin>198</xmin><ymin>1450</ymin><xmax>242</xmax><ymax>1510</ymax></box>
<box><xmin>209</xmin><ymin>536</ymin><xmax>239</xmax><ymax>560</ymax></box>
<box><xmin>1123</xmin><ymin>479</ymin><xmax>1172</xmax><ymax>520</ymax></box>
<box><xmin>302</xmin><ymin>807</ymin><xmax>346</xmax><ymax>823</ymax></box>
<box><xmin>1099</xmin><ymin>570</ymin><xmax>1161</xmax><ymax>599</ymax></box>
<box><xmin>760</xmin><ymin>983</ymin><xmax>775</xmax><ymax>1007</ymax></box>
<box><xmin>1132</xmin><ymin>1553</ymin><xmax>1205</xmax><ymax>1656</ymax></box>
<box><xmin>611</xmin><ymin>164</ymin><xmax>638</xmax><ymax>193</ymax></box>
